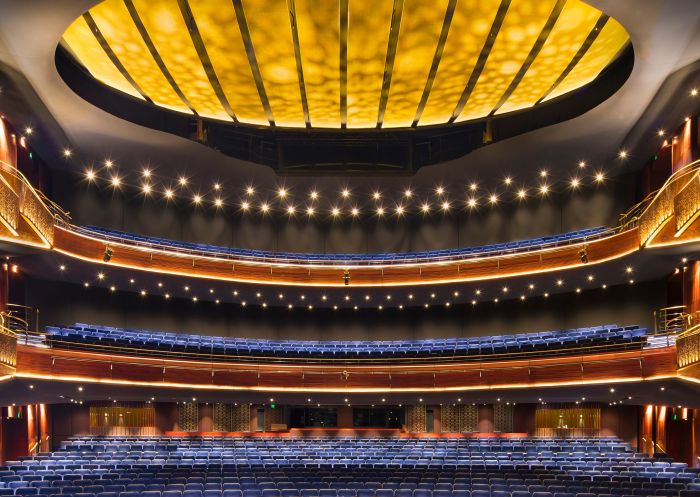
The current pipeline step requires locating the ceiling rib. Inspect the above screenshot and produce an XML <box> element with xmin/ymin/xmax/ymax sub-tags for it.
<box><xmin>376</xmin><ymin>0</ymin><xmax>405</xmax><ymax>129</ymax></box>
<box><xmin>176</xmin><ymin>0</ymin><xmax>238</xmax><ymax>122</ymax></box>
<box><xmin>122</xmin><ymin>0</ymin><xmax>198</xmax><ymax>116</ymax></box>
<box><xmin>82</xmin><ymin>12</ymin><xmax>153</xmax><ymax>104</ymax></box>
<box><xmin>448</xmin><ymin>0</ymin><xmax>511</xmax><ymax>124</ymax></box>
<box><xmin>287</xmin><ymin>0</ymin><xmax>311</xmax><ymax>128</ymax></box>
<box><xmin>537</xmin><ymin>13</ymin><xmax>610</xmax><ymax>104</ymax></box>
<box><xmin>411</xmin><ymin>0</ymin><xmax>457</xmax><ymax>127</ymax></box>
<box><xmin>489</xmin><ymin>0</ymin><xmax>568</xmax><ymax>116</ymax></box>
<box><xmin>230</xmin><ymin>0</ymin><xmax>276</xmax><ymax>126</ymax></box>
<box><xmin>339</xmin><ymin>0</ymin><xmax>349</xmax><ymax>129</ymax></box>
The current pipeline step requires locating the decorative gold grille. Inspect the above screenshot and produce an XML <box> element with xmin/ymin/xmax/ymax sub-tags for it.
<box><xmin>677</xmin><ymin>326</ymin><xmax>700</xmax><ymax>368</ymax></box>
<box><xmin>89</xmin><ymin>402</ymin><xmax>155</xmax><ymax>436</ymax></box>
<box><xmin>440</xmin><ymin>404</ymin><xmax>478</xmax><ymax>432</ymax></box>
<box><xmin>178</xmin><ymin>402</ymin><xmax>199</xmax><ymax>431</ymax></box>
<box><xmin>494</xmin><ymin>404</ymin><xmax>514</xmax><ymax>432</ymax></box>
<box><xmin>0</xmin><ymin>174</ymin><xmax>19</xmax><ymax>233</ymax></box>
<box><xmin>18</xmin><ymin>182</ymin><xmax>55</xmax><ymax>246</ymax></box>
<box><xmin>406</xmin><ymin>405</ymin><xmax>427</xmax><ymax>433</ymax></box>
<box><xmin>264</xmin><ymin>406</ymin><xmax>284</xmax><ymax>431</ymax></box>
<box><xmin>213</xmin><ymin>403</ymin><xmax>251</xmax><ymax>432</ymax></box>
<box><xmin>0</xmin><ymin>317</ymin><xmax>17</xmax><ymax>370</ymax></box>
<box><xmin>535</xmin><ymin>404</ymin><xmax>600</xmax><ymax>437</ymax></box>
<box><xmin>675</xmin><ymin>169</ymin><xmax>700</xmax><ymax>237</ymax></box>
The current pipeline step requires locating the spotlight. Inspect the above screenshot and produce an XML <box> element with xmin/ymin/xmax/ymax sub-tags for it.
<box><xmin>103</xmin><ymin>247</ymin><xmax>113</xmax><ymax>262</ymax></box>
<box><xmin>578</xmin><ymin>247</ymin><xmax>588</xmax><ymax>264</ymax></box>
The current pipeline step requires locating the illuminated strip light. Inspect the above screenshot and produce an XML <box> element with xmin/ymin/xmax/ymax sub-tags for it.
<box><xmin>24</xmin><ymin>339</ymin><xmax>667</xmax><ymax>370</ymax></box>
<box><xmin>54</xmin><ymin>229</ymin><xmax>639</xmax><ymax>288</ymax></box>
<box><xmin>13</xmin><ymin>371</ymin><xmax>678</xmax><ymax>394</ymax></box>
<box><xmin>82</xmin><ymin>12</ymin><xmax>152</xmax><ymax>103</ymax></box>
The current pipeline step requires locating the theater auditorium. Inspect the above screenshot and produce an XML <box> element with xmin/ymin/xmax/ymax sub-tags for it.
<box><xmin>2</xmin><ymin>0</ymin><xmax>700</xmax><ymax>496</ymax></box>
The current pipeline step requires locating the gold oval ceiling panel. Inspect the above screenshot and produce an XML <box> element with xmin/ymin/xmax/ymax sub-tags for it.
<box><xmin>61</xmin><ymin>0</ymin><xmax>629</xmax><ymax>129</ymax></box>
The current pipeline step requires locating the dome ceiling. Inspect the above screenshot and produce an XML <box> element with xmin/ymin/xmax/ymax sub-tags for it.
<box><xmin>61</xmin><ymin>0</ymin><xmax>629</xmax><ymax>130</ymax></box>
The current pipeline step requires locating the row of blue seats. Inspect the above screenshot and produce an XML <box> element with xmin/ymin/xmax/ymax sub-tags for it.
<box><xmin>3</xmin><ymin>491</ymin><xmax>698</xmax><ymax>497</ymax></box>
<box><xmin>82</xmin><ymin>226</ymin><xmax>607</xmax><ymax>264</ymax></box>
<box><xmin>45</xmin><ymin>325</ymin><xmax>647</xmax><ymax>361</ymax></box>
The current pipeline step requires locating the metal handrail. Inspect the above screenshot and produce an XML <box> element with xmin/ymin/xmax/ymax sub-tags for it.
<box><xmin>69</xmin><ymin>223</ymin><xmax>618</xmax><ymax>267</ymax></box>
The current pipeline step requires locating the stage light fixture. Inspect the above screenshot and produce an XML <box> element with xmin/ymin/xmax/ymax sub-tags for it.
<box><xmin>103</xmin><ymin>247</ymin><xmax>113</xmax><ymax>262</ymax></box>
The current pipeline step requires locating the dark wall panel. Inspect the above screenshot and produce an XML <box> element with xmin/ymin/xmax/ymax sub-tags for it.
<box><xmin>51</xmin><ymin>171</ymin><xmax>636</xmax><ymax>254</ymax></box>
<box><xmin>26</xmin><ymin>278</ymin><xmax>665</xmax><ymax>341</ymax></box>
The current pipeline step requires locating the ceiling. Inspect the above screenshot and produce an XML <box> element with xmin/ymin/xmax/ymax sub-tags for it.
<box><xmin>0</xmin><ymin>1</ymin><xmax>698</xmax><ymax>186</ymax></box>
<box><xmin>60</xmin><ymin>0</ymin><xmax>628</xmax><ymax>130</ymax></box>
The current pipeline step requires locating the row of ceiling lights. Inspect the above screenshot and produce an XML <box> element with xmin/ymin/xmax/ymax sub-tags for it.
<box><xmin>79</xmin><ymin>163</ymin><xmax>611</xmax><ymax>219</ymax></box>
<box><xmin>22</xmin><ymin>383</ymin><xmax>691</xmax><ymax>410</ymax></box>
<box><xmin>60</xmin><ymin>264</ymin><xmax>641</xmax><ymax>309</ymax></box>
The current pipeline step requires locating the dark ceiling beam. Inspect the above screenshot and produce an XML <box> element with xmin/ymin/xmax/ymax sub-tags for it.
<box><xmin>376</xmin><ymin>0</ymin><xmax>405</xmax><ymax>128</ymax></box>
<box><xmin>411</xmin><ymin>0</ymin><xmax>457</xmax><ymax>127</ymax></box>
<box><xmin>230</xmin><ymin>0</ymin><xmax>275</xmax><ymax>126</ymax></box>
<box><xmin>286</xmin><ymin>0</ymin><xmax>311</xmax><ymax>128</ymax></box>
<box><xmin>123</xmin><ymin>0</ymin><xmax>198</xmax><ymax>116</ymax></box>
<box><xmin>339</xmin><ymin>0</ymin><xmax>349</xmax><ymax>129</ymax></box>
<box><xmin>489</xmin><ymin>0</ymin><xmax>567</xmax><ymax>115</ymax></box>
<box><xmin>176</xmin><ymin>0</ymin><xmax>238</xmax><ymax>123</ymax></box>
<box><xmin>448</xmin><ymin>0</ymin><xmax>511</xmax><ymax>123</ymax></box>
<box><xmin>537</xmin><ymin>13</ymin><xmax>610</xmax><ymax>104</ymax></box>
<box><xmin>82</xmin><ymin>12</ymin><xmax>153</xmax><ymax>104</ymax></box>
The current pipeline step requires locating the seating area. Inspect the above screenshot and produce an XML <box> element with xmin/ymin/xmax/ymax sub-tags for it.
<box><xmin>79</xmin><ymin>226</ymin><xmax>609</xmax><ymax>265</ymax></box>
<box><xmin>44</xmin><ymin>324</ymin><xmax>648</xmax><ymax>362</ymax></box>
<box><xmin>1</xmin><ymin>437</ymin><xmax>699</xmax><ymax>497</ymax></box>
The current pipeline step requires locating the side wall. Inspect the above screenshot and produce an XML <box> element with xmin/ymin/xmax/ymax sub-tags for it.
<box><xmin>51</xmin><ymin>171</ymin><xmax>636</xmax><ymax>255</ymax></box>
<box><xmin>25</xmin><ymin>278</ymin><xmax>665</xmax><ymax>341</ymax></box>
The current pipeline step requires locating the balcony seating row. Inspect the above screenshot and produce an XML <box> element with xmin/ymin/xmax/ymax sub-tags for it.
<box><xmin>80</xmin><ymin>226</ymin><xmax>608</xmax><ymax>265</ymax></box>
<box><xmin>1</xmin><ymin>437</ymin><xmax>698</xmax><ymax>497</ymax></box>
<box><xmin>44</xmin><ymin>325</ymin><xmax>648</xmax><ymax>362</ymax></box>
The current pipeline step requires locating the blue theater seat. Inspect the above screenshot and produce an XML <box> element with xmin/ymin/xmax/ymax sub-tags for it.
<box><xmin>45</xmin><ymin>323</ymin><xmax>648</xmax><ymax>362</ymax></box>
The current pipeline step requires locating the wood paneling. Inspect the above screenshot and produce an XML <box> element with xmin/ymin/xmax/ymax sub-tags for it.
<box><xmin>53</xmin><ymin>226</ymin><xmax>639</xmax><ymax>287</ymax></box>
<box><xmin>15</xmin><ymin>343</ymin><xmax>677</xmax><ymax>392</ymax></box>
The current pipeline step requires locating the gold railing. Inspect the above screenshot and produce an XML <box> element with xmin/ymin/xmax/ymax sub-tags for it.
<box><xmin>639</xmin><ymin>160</ymin><xmax>700</xmax><ymax>245</ymax></box>
<box><xmin>653</xmin><ymin>305</ymin><xmax>697</xmax><ymax>334</ymax></box>
<box><xmin>0</xmin><ymin>314</ymin><xmax>18</xmax><ymax>370</ymax></box>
